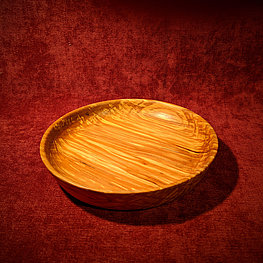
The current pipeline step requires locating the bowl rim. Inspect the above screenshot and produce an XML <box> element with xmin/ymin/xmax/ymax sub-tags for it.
<box><xmin>40</xmin><ymin>98</ymin><xmax>218</xmax><ymax>194</ymax></box>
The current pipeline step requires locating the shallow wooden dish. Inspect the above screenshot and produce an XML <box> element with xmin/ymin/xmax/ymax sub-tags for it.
<box><xmin>40</xmin><ymin>99</ymin><xmax>218</xmax><ymax>210</ymax></box>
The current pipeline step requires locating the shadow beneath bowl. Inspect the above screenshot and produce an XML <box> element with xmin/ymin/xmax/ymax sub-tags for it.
<box><xmin>62</xmin><ymin>138</ymin><xmax>238</xmax><ymax>225</ymax></box>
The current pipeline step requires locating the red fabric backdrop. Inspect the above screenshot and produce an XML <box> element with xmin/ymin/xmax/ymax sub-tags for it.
<box><xmin>0</xmin><ymin>0</ymin><xmax>263</xmax><ymax>262</ymax></box>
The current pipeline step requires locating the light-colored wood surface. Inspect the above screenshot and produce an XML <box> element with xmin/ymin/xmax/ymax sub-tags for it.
<box><xmin>40</xmin><ymin>99</ymin><xmax>218</xmax><ymax>210</ymax></box>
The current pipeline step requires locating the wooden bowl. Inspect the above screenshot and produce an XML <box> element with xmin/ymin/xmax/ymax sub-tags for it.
<box><xmin>40</xmin><ymin>99</ymin><xmax>218</xmax><ymax>210</ymax></box>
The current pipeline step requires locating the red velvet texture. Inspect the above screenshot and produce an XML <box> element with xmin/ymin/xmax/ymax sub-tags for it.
<box><xmin>0</xmin><ymin>1</ymin><xmax>263</xmax><ymax>262</ymax></box>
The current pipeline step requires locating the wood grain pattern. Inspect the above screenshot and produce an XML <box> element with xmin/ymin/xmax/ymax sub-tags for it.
<box><xmin>40</xmin><ymin>99</ymin><xmax>218</xmax><ymax>210</ymax></box>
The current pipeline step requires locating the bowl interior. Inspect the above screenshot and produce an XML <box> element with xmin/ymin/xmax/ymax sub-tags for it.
<box><xmin>41</xmin><ymin>99</ymin><xmax>218</xmax><ymax>194</ymax></box>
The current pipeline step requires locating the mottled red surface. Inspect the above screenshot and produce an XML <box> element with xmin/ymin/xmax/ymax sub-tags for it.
<box><xmin>0</xmin><ymin>1</ymin><xmax>263</xmax><ymax>262</ymax></box>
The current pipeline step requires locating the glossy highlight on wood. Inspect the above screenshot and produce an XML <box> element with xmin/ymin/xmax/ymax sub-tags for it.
<box><xmin>40</xmin><ymin>99</ymin><xmax>218</xmax><ymax>210</ymax></box>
